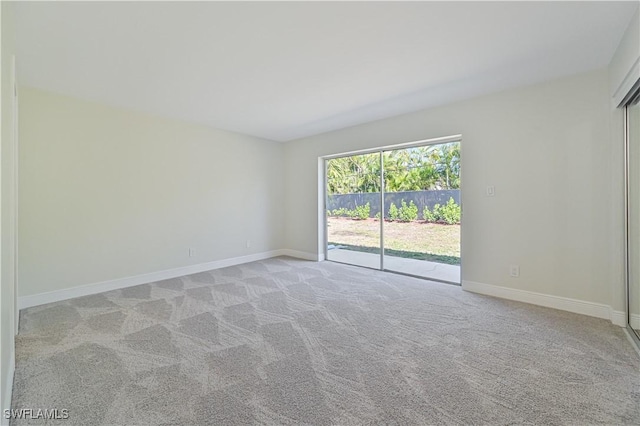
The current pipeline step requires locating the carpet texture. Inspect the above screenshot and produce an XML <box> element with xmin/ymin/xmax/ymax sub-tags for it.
<box><xmin>11</xmin><ymin>257</ymin><xmax>640</xmax><ymax>425</ymax></box>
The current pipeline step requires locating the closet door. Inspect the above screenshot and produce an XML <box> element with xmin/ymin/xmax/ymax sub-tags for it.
<box><xmin>627</xmin><ymin>93</ymin><xmax>640</xmax><ymax>341</ymax></box>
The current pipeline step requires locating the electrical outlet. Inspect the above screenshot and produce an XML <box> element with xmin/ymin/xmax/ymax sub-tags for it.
<box><xmin>246</xmin><ymin>240</ymin><xmax>251</xmax><ymax>248</ymax></box>
<box><xmin>189</xmin><ymin>248</ymin><xmax>195</xmax><ymax>257</ymax></box>
<box><xmin>510</xmin><ymin>265</ymin><xmax>520</xmax><ymax>277</ymax></box>
<box><xmin>486</xmin><ymin>186</ymin><xmax>495</xmax><ymax>197</ymax></box>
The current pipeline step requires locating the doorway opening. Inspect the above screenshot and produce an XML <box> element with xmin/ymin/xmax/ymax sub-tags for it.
<box><xmin>324</xmin><ymin>136</ymin><xmax>461</xmax><ymax>284</ymax></box>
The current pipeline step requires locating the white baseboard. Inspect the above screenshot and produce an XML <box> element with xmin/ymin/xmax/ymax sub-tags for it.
<box><xmin>18</xmin><ymin>249</ymin><xmax>320</xmax><ymax>310</ymax></box>
<box><xmin>609</xmin><ymin>311</ymin><xmax>640</xmax><ymax>328</ymax></box>
<box><xmin>630</xmin><ymin>313</ymin><xmax>640</xmax><ymax>329</ymax></box>
<box><xmin>279</xmin><ymin>249</ymin><xmax>321</xmax><ymax>261</ymax></box>
<box><xmin>462</xmin><ymin>280</ymin><xmax>623</xmax><ymax>326</ymax></box>
<box><xmin>1</xmin><ymin>349</ymin><xmax>15</xmax><ymax>426</ymax></box>
<box><xmin>611</xmin><ymin>310</ymin><xmax>627</xmax><ymax>327</ymax></box>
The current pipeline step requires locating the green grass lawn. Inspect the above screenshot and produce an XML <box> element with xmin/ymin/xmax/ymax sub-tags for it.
<box><xmin>327</xmin><ymin>217</ymin><xmax>460</xmax><ymax>265</ymax></box>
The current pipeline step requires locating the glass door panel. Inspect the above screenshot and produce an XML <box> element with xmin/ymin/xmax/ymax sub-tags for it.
<box><xmin>382</xmin><ymin>143</ymin><xmax>461</xmax><ymax>283</ymax></box>
<box><xmin>326</xmin><ymin>153</ymin><xmax>382</xmax><ymax>269</ymax></box>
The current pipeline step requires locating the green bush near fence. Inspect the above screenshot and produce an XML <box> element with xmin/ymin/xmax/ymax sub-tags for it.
<box><xmin>388</xmin><ymin>203</ymin><xmax>399</xmax><ymax>221</ymax></box>
<box><xmin>330</xmin><ymin>203</ymin><xmax>370</xmax><ymax>220</ymax></box>
<box><xmin>352</xmin><ymin>203</ymin><xmax>370</xmax><ymax>220</ymax></box>
<box><xmin>327</xmin><ymin>197</ymin><xmax>461</xmax><ymax>225</ymax></box>
<box><xmin>423</xmin><ymin>197</ymin><xmax>461</xmax><ymax>225</ymax></box>
<box><xmin>398</xmin><ymin>200</ymin><xmax>418</xmax><ymax>222</ymax></box>
<box><xmin>386</xmin><ymin>200</ymin><xmax>418</xmax><ymax>222</ymax></box>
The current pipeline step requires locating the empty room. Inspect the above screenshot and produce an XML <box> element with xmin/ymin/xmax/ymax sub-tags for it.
<box><xmin>1</xmin><ymin>1</ymin><xmax>640</xmax><ymax>425</ymax></box>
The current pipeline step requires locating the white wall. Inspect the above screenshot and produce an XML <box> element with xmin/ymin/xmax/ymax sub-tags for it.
<box><xmin>284</xmin><ymin>69</ymin><xmax>613</xmax><ymax>308</ymax></box>
<box><xmin>18</xmin><ymin>87</ymin><xmax>284</xmax><ymax>298</ymax></box>
<box><xmin>0</xmin><ymin>1</ymin><xmax>17</xmax><ymax>418</ymax></box>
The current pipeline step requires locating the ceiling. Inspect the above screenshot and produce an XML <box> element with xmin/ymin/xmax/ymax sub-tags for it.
<box><xmin>14</xmin><ymin>1</ymin><xmax>638</xmax><ymax>142</ymax></box>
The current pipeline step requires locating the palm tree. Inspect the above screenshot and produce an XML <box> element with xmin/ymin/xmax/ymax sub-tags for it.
<box><xmin>327</xmin><ymin>142</ymin><xmax>459</xmax><ymax>194</ymax></box>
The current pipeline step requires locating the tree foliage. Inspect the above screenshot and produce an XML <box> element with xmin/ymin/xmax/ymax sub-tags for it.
<box><xmin>327</xmin><ymin>143</ymin><xmax>460</xmax><ymax>194</ymax></box>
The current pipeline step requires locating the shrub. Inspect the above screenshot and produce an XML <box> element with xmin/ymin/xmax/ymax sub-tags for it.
<box><xmin>424</xmin><ymin>197</ymin><xmax>461</xmax><ymax>224</ymax></box>
<box><xmin>398</xmin><ymin>200</ymin><xmax>418</xmax><ymax>222</ymax></box>
<box><xmin>422</xmin><ymin>206</ymin><xmax>436</xmax><ymax>222</ymax></box>
<box><xmin>374</xmin><ymin>212</ymin><xmax>381</xmax><ymax>220</ymax></box>
<box><xmin>439</xmin><ymin>197</ymin><xmax>461</xmax><ymax>224</ymax></box>
<box><xmin>352</xmin><ymin>203</ymin><xmax>370</xmax><ymax>220</ymax></box>
<box><xmin>330</xmin><ymin>204</ymin><xmax>370</xmax><ymax>220</ymax></box>
<box><xmin>431</xmin><ymin>204</ymin><xmax>442</xmax><ymax>221</ymax></box>
<box><xmin>331</xmin><ymin>207</ymin><xmax>349</xmax><ymax>217</ymax></box>
<box><xmin>388</xmin><ymin>203</ymin><xmax>399</xmax><ymax>221</ymax></box>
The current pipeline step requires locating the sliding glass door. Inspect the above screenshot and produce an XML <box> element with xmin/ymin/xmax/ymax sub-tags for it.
<box><xmin>382</xmin><ymin>143</ymin><xmax>461</xmax><ymax>282</ymax></box>
<box><xmin>325</xmin><ymin>138</ymin><xmax>461</xmax><ymax>283</ymax></box>
<box><xmin>326</xmin><ymin>153</ymin><xmax>382</xmax><ymax>269</ymax></box>
<box><xmin>626</xmin><ymin>86</ymin><xmax>640</xmax><ymax>345</ymax></box>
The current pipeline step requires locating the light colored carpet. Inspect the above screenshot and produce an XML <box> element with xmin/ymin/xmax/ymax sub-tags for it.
<box><xmin>11</xmin><ymin>257</ymin><xmax>640</xmax><ymax>425</ymax></box>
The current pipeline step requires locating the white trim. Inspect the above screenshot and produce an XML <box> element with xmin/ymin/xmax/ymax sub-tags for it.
<box><xmin>630</xmin><ymin>313</ymin><xmax>640</xmax><ymax>329</ymax></box>
<box><xmin>12</xmin><ymin>54</ymin><xmax>19</xmax><ymax>336</ymax></box>
<box><xmin>322</xmin><ymin>134</ymin><xmax>462</xmax><ymax>160</ymax></box>
<box><xmin>319</xmin><ymin>157</ymin><xmax>328</xmax><ymax>261</ymax></box>
<box><xmin>462</xmin><ymin>280</ymin><xmax>623</xmax><ymax>325</ymax></box>
<box><xmin>611</xmin><ymin>310</ymin><xmax>627</xmax><ymax>327</ymax></box>
<box><xmin>18</xmin><ymin>249</ymin><xmax>320</xmax><ymax>310</ymax></box>
<box><xmin>279</xmin><ymin>249</ymin><xmax>321</xmax><ymax>261</ymax></box>
<box><xmin>613</xmin><ymin>56</ymin><xmax>640</xmax><ymax>107</ymax></box>
<box><xmin>1</xmin><ymin>349</ymin><xmax>14</xmax><ymax>426</ymax></box>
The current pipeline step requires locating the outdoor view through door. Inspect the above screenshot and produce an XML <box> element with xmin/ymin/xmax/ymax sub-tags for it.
<box><xmin>325</xmin><ymin>140</ymin><xmax>461</xmax><ymax>283</ymax></box>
